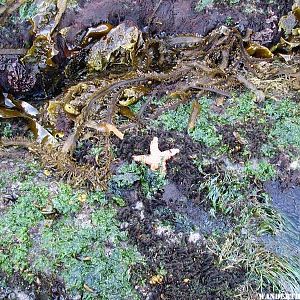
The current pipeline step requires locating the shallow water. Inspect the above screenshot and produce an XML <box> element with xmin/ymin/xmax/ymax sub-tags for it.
<box><xmin>162</xmin><ymin>183</ymin><xmax>229</xmax><ymax>235</ymax></box>
<box><xmin>263</xmin><ymin>181</ymin><xmax>300</xmax><ymax>258</ymax></box>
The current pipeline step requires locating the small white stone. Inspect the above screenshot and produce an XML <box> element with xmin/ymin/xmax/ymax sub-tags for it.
<box><xmin>290</xmin><ymin>159</ymin><xmax>300</xmax><ymax>170</ymax></box>
<box><xmin>241</xmin><ymin>228</ymin><xmax>248</xmax><ymax>235</ymax></box>
<box><xmin>134</xmin><ymin>201</ymin><xmax>144</xmax><ymax>210</ymax></box>
<box><xmin>188</xmin><ymin>232</ymin><xmax>201</xmax><ymax>243</ymax></box>
<box><xmin>156</xmin><ymin>225</ymin><xmax>166</xmax><ymax>236</ymax></box>
<box><xmin>15</xmin><ymin>292</ymin><xmax>32</xmax><ymax>300</ymax></box>
<box><xmin>156</xmin><ymin>225</ymin><xmax>172</xmax><ymax>236</ymax></box>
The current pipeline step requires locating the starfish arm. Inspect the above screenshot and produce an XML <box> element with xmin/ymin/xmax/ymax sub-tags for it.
<box><xmin>161</xmin><ymin>149</ymin><xmax>180</xmax><ymax>160</ymax></box>
<box><xmin>150</xmin><ymin>163</ymin><xmax>160</xmax><ymax>171</ymax></box>
<box><xmin>150</xmin><ymin>136</ymin><xmax>160</xmax><ymax>153</ymax></box>
<box><xmin>160</xmin><ymin>161</ymin><xmax>167</xmax><ymax>172</ymax></box>
<box><xmin>134</xmin><ymin>154</ymin><xmax>160</xmax><ymax>169</ymax></box>
<box><xmin>133</xmin><ymin>155</ymin><xmax>149</xmax><ymax>164</ymax></box>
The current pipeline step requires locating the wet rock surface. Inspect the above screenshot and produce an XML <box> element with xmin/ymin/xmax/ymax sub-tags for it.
<box><xmin>60</xmin><ymin>0</ymin><xmax>292</xmax><ymax>46</ymax></box>
<box><xmin>263</xmin><ymin>181</ymin><xmax>300</xmax><ymax>258</ymax></box>
<box><xmin>162</xmin><ymin>183</ymin><xmax>229</xmax><ymax>234</ymax></box>
<box><xmin>0</xmin><ymin>0</ymin><xmax>293</xmax><ymax>97</ymax></box>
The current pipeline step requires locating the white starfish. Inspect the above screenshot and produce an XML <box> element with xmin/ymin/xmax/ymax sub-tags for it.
<box><xmin>133</xmin><ymin>137</ymin><xmax>180</xmax><ymax>173</ymax></box>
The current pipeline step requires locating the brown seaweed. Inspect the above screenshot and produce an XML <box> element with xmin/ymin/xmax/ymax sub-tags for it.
<box><xmin>246</xmin><ymin>43</ymin><xmax>273</xmax><ymax>59</ymax></box>
<box><xmin>3</xmin><ymin>13</ymin><xmax>298</xmax><ymax>190</ymax></box>
<box><xmin>81</xmin><ymin>23</ymin><xmax>114</xmax><ymax>47</ymax></box>
<box><xmin>87</xmin><ymin>22</ymin><xmax>144</xmax><ymax>72</ymax></box>
<box><xmin>22</xmin><ymin>34</ymin><xmax>58</xmax><ymax>69</ymax></box>
<box><xmin>188</xmin><ymin>100</ymin><xmax>201</xmax><ymax>131</ymax></box>
<box><xmin>0</xmin><ymin>91</ymin><xmax>56</xmax><ymax>144</ymax></box>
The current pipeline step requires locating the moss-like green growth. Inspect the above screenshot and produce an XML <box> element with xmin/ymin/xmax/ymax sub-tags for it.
<box><xmin>154</xmin><ymin>97</ymin><xmax>221</xmax><ymax>147</ymax></box>
<box><xmin>263</xmin><ymin>98</ymin><xmax>300</xmax><ymax>155</ymax></box>
<box><xmin>244</xmin><ymin>160</ymin><xmax>276</xmax><ymax>181</ymax></box>
<box><xmin>33</xmin><ymin>206</ymin><xmax>140</xmax><ymax>299</ymax></box>
<box><xmin>0</xmin><ymin>181</ymin><xmax>49</xmax><ymax>278</ymax></box>
<box><xmin>269</xmin><ymin>119</ymin><xmax>300</xmax><ymax>149</ymax></box>
<box><xmin>152</xmin><ymin>92</ymin><xmax>300</xmax><ymax>173</ymax></box>
<box><xmin>224</xmin><ymin>92</ymin><xmax>259</xmax><ymax>123</ymax></box>
<box><xmin>208</xmin><ymin>230</ymin><xmax>300</xmax><ymax>293</ymax></box>
<box><xmin>0</xmin><ymin>168</ymin><xmax>141</xmax><ymax>299</ymax></box>
<box><xmin>0</xmin><ymin>171</ymin><xmax>10</xmax><ymax>188</ymax></box>
<box><xmin>198</xmin><ymin>160</ymin><xmax>281</xmax><ymax>237</ymax></box>
<box><xmin>88</xmin><ymin>145</ymin><xmax>103</xmax><ymax>157</ymax></box>
<box><xmin>221</xmin><ymin>94</ymin><xmax>300</xmax><ymax>158</ymax></box>
<box><xmin>110</xmin><ymin>161</ymin><xmax>167</xmax><ymax>198</ymax></box>
<box><xmin>195</xmin><ymin>0</ymin><xmax>215</xmax><ymax>12</ymax></box>
<box><xmin>1</xmin><ymin>123</ymin><xmax>13</xmax><ymax>138</ymax></box>
<box><xmin>18</xmin><ymin>0</ymin><xmax>38</xmax><ymax>21</ymax></box>
<box><xmin>52</xmin><ymin>184</ymin><xmax>83</xmax><ymax>214</ymax></box>
<box><xmin>199</xmin><ymin>168</ymin><xmax>276</xmax><ymax>221</ymax></box>
<box><xmin>200</xmin><ymin>172</ymin><xmax>246</xmax><ymax>217</ymax></box>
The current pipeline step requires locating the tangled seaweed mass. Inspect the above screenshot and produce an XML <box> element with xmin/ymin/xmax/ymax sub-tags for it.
<box><xmin>1</xmin><ymin>0</ymin><xmax>300</xmax><ymax>189</ymax></box>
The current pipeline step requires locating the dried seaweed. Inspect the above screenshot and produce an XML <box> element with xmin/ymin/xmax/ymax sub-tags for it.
<box><xmin>0</xmin><ymin>136</ymin><xmax>109</xmax><ymax>189</ymax></box>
